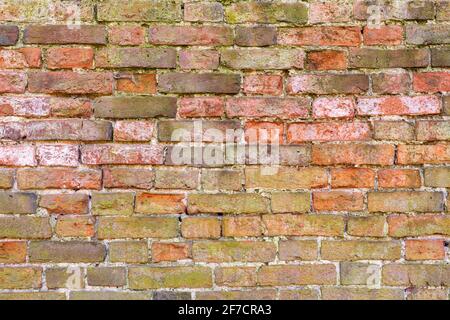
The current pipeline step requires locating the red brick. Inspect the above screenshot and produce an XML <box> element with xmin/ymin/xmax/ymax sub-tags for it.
<box><xmin>0</xmin><ymin>71</ymin><xmax>26</xmax><ymax>93</ymax></box>
<box><xmin>178</xmin><ymin>97</ymin><xmax>224</xmax><ymax>118</ymax></box>
<box><xmin>413</xmin><ymin>72</ymin><xmax>450</xmax><ymax>93</ymax></box>
<box><xmin>309</xmin><ymin>1</ymin><xmax>352</xmax><ymax>23</ymax></box>
<box><xmin>39</xmin><ymin>193</ymin><xmax>89</xmax><ymax>215</ymax></box>
<box><xmin>313</xmin><ymin>191</ymin><xmax>365</xmax><ymax>212</ymax></box>
<box><xmin>109</xmin><ymin>26</ymin><xmax>145</xmax><ymax>45</ymax></box>
<box><xmin>149</xmin><ymin>26</ymin><xmax>232</xmax><ymax>45</ymax></box>
<box><xmin>279</xmin><ymin>27</ymin><xmax>361</xmax><ymax>46</ymax></box>
<box><xmin>181</xmin><ymin>217</ymin><xmax>221</xmax><ymax>239</ymax></box>
<box><xmin>331</xmin><ymin>168</ymin><xmax>375</xmax><ymax>189</ymax></box>
<box><xmin>243</xmin><ymin>75</ymin><xmax>283</xmax><ymax>96</ymax></box>
<box><xmin>287</xmin><ymin>122</ymin><xmax>371</xmax><ymax>143</ymax></box>
<box><xmin>17</xmin><ymin>168</ymin><xmax>101</xmax><ymax>190</ymax></box>
<box><xmin>405</xmin><ymin>240</ymin><xmax>445</xmax><ymax>261</ymax></box>
<box><xmin>288</xmin><ymin>74</ymin><xmax>369</xmax><ymax>95</ymax></box>
<box><xmin>179</xmin><ymin>50</ymin><xmax>219</xmax><ymax>70</ymax></box>
<box><xmin>114</xmin><ymin>121</ymin><xmax>154</xmax><ymax>142</ymax></box>
<box><xmin>135</xmin><ymin>193</ymin><xmax>185</xmax><ymax>215</ymax></box>
<box><xmin>312</xmin><ymin>97</ymin><xmax>355</xmax><ymax>119</ymax></box>
<box><xmin>0</xmin><ymin>242</ymin><xmax>26</xmax><ymax>263</ymax></box>
<box><xmin>47</xmin><ymin>48</ymin><xmax>94</xmax><ymax>69</ymax></box>
<box><xmin>36</xmin><ymin>145</ymin><xmax>79</xmax><ymax>167</ymax></box>
<box><xmin>152</xmin><ymin>243</ymin><xmax>191</xmax><ymax>262</ymax></box>
<box><xmin>357</xmin><ymin>96</ymin><xmax>441</xmax><ymax>116</ymax></box>
<box><xmin>372</xmin><ymin>72</ymin><xmax>411</xmax><ymax>95</ymax></box>
<box><xmin>397</xmin><ymin>144</ymin><xmax>450</xmax><ymax>164</ymax></box>
<box><xmin>0</xmin><ymin>145</ymin><xmax>35</xmax><ymax>166</ymax></box>
<box><xmin>115</xmin><ymin>73</ymin><xmax>156</xmax><ymax>94</ymax></box>
<box><xmin>222</xmin><ymin>216</ymin><xmax>263</xmax><ymax>237</ymax></box>
<box><xmin>103</xmin><ymin>168</ymin><xmax>154</xmax><ymax>190</ymax></box>
<box><xmin>0</xmin><ymin>48</ymin><xmax>41</xmax><ymax>68</ymax></box>
<box><xmin>363</xmin><ymin>26</ymin><xmax>404</xmax><ymax>45</ymax></box>
<box><xmin>81</xmin><ymin>144</ymin><xmax>164</xmax><ymax>165</ymax></box>
<box><xmin>55</xmin><ymin>216</ymin><xmax>95</xmax><ymax>238</ymax></box>
<box><xmin>378</xmin><ymin>169</ymin><xmax>421</xmax><ymax>188</ymax></box>
<box><xmin>306</xmin><ymin>50</ymin><xmax>347</xmax><ymax>71</ymax></box>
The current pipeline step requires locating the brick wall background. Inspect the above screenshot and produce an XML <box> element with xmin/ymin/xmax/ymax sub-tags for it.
<box><xmin>0</xmin><ymin>0</ymin><xmax>449</xmax><ymax>300</ymax></box>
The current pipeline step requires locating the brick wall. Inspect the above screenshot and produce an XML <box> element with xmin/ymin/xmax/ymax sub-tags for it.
<box><xmin>0</xmin><ymin>0</ymin><xmax>449</xmax><ymax>300</ymax></box>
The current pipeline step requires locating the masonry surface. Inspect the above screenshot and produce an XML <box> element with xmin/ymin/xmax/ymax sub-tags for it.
<box><xmin>0</xmin><ymin>0</ymin><xmax>449</xmax><ymax>300</ymax></box>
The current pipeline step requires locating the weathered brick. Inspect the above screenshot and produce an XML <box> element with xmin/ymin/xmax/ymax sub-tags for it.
<box><xmin>97</xmin><ymin>0</ymin><xmax>182</xmax><ymax>22</ymax></box>
<box><xmin>215</xmin><ymin>267</ymin><xmax>257</xmax><ymax>287</ymax></box>
<box><xmin>424</xmin><ymin>167</ymin><xmax>450</xmax><ymax>187</ymax></box>
<box><xmin>363</xmin><ymin>26</ymin><xmax>403</xmax><ymax>45</ymax></box>
<box><xmin>225</xmin><ymin>2</ymin><xmax>308</xmax><ymax>24</ymax></box>
<box><xmin>407</xmin><ymin>288</ymin><xmax>448</xmax><ymax>301</ymax></box>
<box><xmin>47</xmin><ymin>48</ymin><xmax>93</xmax><ymax>69</ymax></box>
<box><xmin>46</xmin><ymin>267</ymin><xmax>84</xmax><ymax>289</ymax></box>
<box><xmin>109</xmin><ymin>26</ymin><xmax>145</xmax><ymax>46</ymax></box>
<box><xmin>179</xmin><ymin>50</ymin><xmax>219</xmax><ymax>70</ymax></box>
<box><xmin>388</xmin><ymin>215</ymin><xmax>450</xmax><ymax>237</ymax></box>
<box><xmin>0</xmin><ymin>71</ymin><xmax>27</xmax><ymax>93</ymax></box>
<box><xmin>115</xmin><ymin>73</ymin><xmax>156</xmax><ymax>94</ymax></box>
<box><xmin>135</xmin><ymin>193</ymin><xmax>185</xmax><ymax>214</ymax></box>
<box><xmin>349</xmin><ymin>48</ymin><xmax>428</xmax><ymax>68</ymax></box>
<box><xmin>0</xmin><ymin>192</ymin><xmax>37</xmax><ymax>214</ymax></box>
<box><xmin>193</xmin><ymin>241</ymin><xmax>276</xmax><ymax>263</ymax></box>
<box><xmin>39</xmin><ymin>193</ymin><xmax>88</xmax><ymax>215</ymax></box>
<box><xmin>413</xmin><ymin>72</ymin><xmax>450</xmax><ymax>93</ymax></box>
<box><xmin>235</xmin><ymin>26</ymin><xmax>277</xmax><ymax>47</ymax></box>
<box><xmin>354</xmin><ymin>0</ymin><xmax>435</xmax><ymax>21</ymax></box>
<box><xmin>0</xmin><ymin>242</ymin><xmax>27</xmax><ymax>263</ymax></box>
<box><xmin>271</xmin><ymin>192</ymin><xmax>311</xmax><ymax>214</ymax></box>
<box><xmin>201</xmin><ymin>169</ymin><xmax>242</xmax><ymax>191</ymax></box>
<box><xmin>243</xmin><ymin>75</ymin><xmax>283</xmax><ymax>96</ymax></box>
<box><xmin>129</xmin><ymin>266</ymin><xmax>212</xmax><ymax>289</ymax></box>
<box><xmin>70</xmin><ymin>291</ymin><xmax>148</xmax><ymax>300</ymax></box>
<box><xmin>368</xmin><ymin>192</ymin><xmax>444</xmax><ymax>213</ymax></box>
<box><xmin>306</xmin><ymin>50</ymin><xmax>347</xmax><ymax>71</ymax></box>
<box><xmin>155</xmin><ymin>168</ymin><xmax>199</xmax><ymax>190</ymax></box>
<box><xmin>184</xmin><ymin>2</ymin><xmax>223</xmax><ymax>22</ymax></box>
<box><xmin>288</xmin><ymin>74</ymin><xmax>369</xmax><ymax>95</ymax></box>
<box><xmin>288</xmin><ymin>122</ymin><xmax>371</xmax><ymax>142</ymax></box>
<box><xmin>114</xmin><ymin>121</ymin><xmax>154</xmax><ymax>142</ymax></box>
<box><xmin>312</xmin><ymin>97</ymin><xmax>355</xmax><ymax>119</ymax></box>
<box><xmin>374</xmin><ymin>121</ymin><xmax>415</xmax><ymax>141</ymax></box>
<box><xmin>158</xmin><ymin>120</ymin><xmax>241</xmax><ymax>142</ymax></box>
<box><xmin>331</xmin><ymin>168</ymin><xmax>375</xmax><ymax>188</ymax></box>
<box><xmin>103</xmin><ymin>168</ymin><xmax>154</xmax><ymax>190</ymax></box>
<box><xmin>29</xmin><ymin>241</ymin><xmax>105</xmax><ymax>263</ymax></box>
<box><xmin>81</xmin><ymin>144</ymin><xmax>164</xmax><ymax>165</ymax></box>
<box><xmin>196</xmin><ymin>290</ymin><xmax>276</xmax><ymax>300</ymax></box>
<box><xmin>92</xmin><ymin>192</ymin><xmax>135</xmax><ymax>216</ymax></box>
<box><xmin>245</xmin><ymin>167</ymin><xmax>327</xmax><ymax>190</ymax></box>
<box><xmin>322</xmin><ymin>241</ymin><xmax>401</xmax><ymax>261</ymax></box>
<box><xmin>279</xmin><ymin>289</ymin><xmax>320</xmax><ymax>300</ymax></box>
<box><xmin>417</xmin><ymin>121</ymin><xmax>450</xmax><ymax>141</ymax></box>
<box><xmin>347</xmin><ymin>216</ymin><xmax>386</xmax><ymax>238</ymax></box>
<box><xmin>279</xmin><ymin>240</ymin><xmax>318</xmax><ymax>261</ymax></box>
<box><xmin>258</xmin><ymin>265</ymin><xmax>336</xmax><ymax>286</ymax></box>
<box><xmin>312</xmin><ymin>144</ymin><xmax>395</xmax><ymax>165</ymax></box>
<box><xmin>181</xmin><ymin>217</ymin><xmax>221</xmax><ymax>240</ymax></box>
<box><xmin>397</xmin><ymin>144</ymin><xmax>450</xmax><ymax>164</ymax></box>
<box><xmin>0</xmin><ymin>25</ymin><xmax>19</xmax><ymax>46</ymax></box>
<box><xmin>17</xmin><ymin>168</ymin><xmax>101</xmax><ymax>190</ymax></box>
<box><xmin>87</xmin><ymin>267</ymin><xmax>126</xmax><ymax>287</ymax></box>
<box><xmin>24</xmin><ymin>25</ymin><xmax>106</xmax><ymax>44</ymax></box>
<box><xmin>221</xmin><ymin>49</ymin><xmax>304</xmax><ymax>70</ymax></box>
<box><xmin>0</xmin><ymin>292</ymin><xmax>65</xmax><ymax>300</ymax></box>
<box><xmin>98</xmin><ymin>217</ymin><xmax>178</xmax><ymax>239</ymax></box>
<box><xmin>188</xmin><ymin>193</ymin><xmax>269</xmax><ymax>214</ymax></box>
<box><xmin>152</xmin><ymin>242</ymin><xmax>191</xmax><ymax>262</ymax></box>
<box><xmin>96</xmin><ymin>47</ymin><xmax>176</xmax><ymax>69</ymax></box>
<box><xmin>178</xmin><ymin>97</ymin><xmax>224</xmax><ymax>118</ymax></box>
<box><xmin>154</xmin><ymin>291</ymin><xmax>192</xmax><ymax>300</ymax></box>
<box><xmin>309</xmin><ymin>1</ymin><xmax>352</xmax><ymax>23</ymax></box>
<box><xmin>322</xmin><ymin>288</ymin><xmax>403</xmax><ymax>300</ymax></box>
<box><xmin>437</xmin><ymin>0</ymin><xmax>450</xmax><ymax>20</ymax></box>
<box><xmin>405</xmin><ymin>240</ymin><xmax>445</xmax><ymax>261</ymax></box>
<box><xmin>432</xmin><ymin>47</ymin><xmax>450</xmax><ymax>67</ymax></box>
<box><xmin>49</xmin><ymin>97</ymin><xmax>92</xmax><ymax>118</ymax></box>
<box><xmin>36</xmin><ymin>144</ymin><xmax>79</xmax><ymax>167</ymax></box>
<box><xmin>28</xmin><ymin>71</ymin><xmax>113</xmax><ymax>94</ymax></box>
<box><xmin>263</xmin><ymin>214</ymin><xmax>345</xmax><ymax>237</ymax></box>
<box><xmin>222</xmin><ymin>216</ymin><xmax>263</xmax><ymax>237</ymax></box>
<box><xmin>55</xmin><ymin>216</ymin><xmax>95</xmax><ymax>238</ymax></box>
<box><xmin>313</xmin><ymin>191</ymin><xmax>365</xmax><ymax>212</ymax></box>
<box><xmin>159</xmin><ymin>73</ymin><xmax>241</xmax><ymax>94</ymax></box>
<box><xmin>0</xmin><ymin>48</ymin><xmax>41</xmax><ymax>68</ymax></box>
<box><xmin>109</xmin><ymin>241</ymin><xmax>148</xmax><ymax>264</ymax></box>
<box><xmin>226</xmin><ymin>97</ymin><xmax>310</xmax><ymax>119</ymax></box>
<box><xmin>383</xmin><ymin>264</ymin><xmax>450</xmax><ymax>287</ymax></box>
<box><xmin>279</xmin><ymin>27</ymin><xmax>361</xmax><ymax>46</ymax></box>
<box><xmin>0</xmin><ymin>169</ymin><xmax>14</xmax><ymax>189</ymax></box>
<box><xmin>406</xmin><ymin>25</ymin><xmax>450</xmax><ymax>45</ymax></box>
<box><xmin>0</xmin><ymin>267</ymin><xmax>42</xmax><ymax>289</ymax></box>
<box><xmin>340</xmin><ymin>262</ymin><xmax>380</xmax><ymax>285</ymax></box>
<box><xmin>149</xmin><ymin>25</ymin><xmax>232</xmax><ymax>45</ymax></box>
<box><xmin>0</xmin><ymin>217</ymin><xmax>51</xmax><ymax>239</ymax></box>
<box><xmin>372</xmin><ymin>72</ymin><xmax>410</xmax><ymax>95</ymax></box>
<box><xmin>378</xmin><ymin>169</ymin><xmax>421</xmax><ymax>188</ymax></box>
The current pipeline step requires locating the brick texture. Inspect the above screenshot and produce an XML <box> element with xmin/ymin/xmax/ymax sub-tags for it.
<box><xmin>0</xmin><ymin>0</ymin><xmax>448</xmax><ymax>301</ymax></box>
